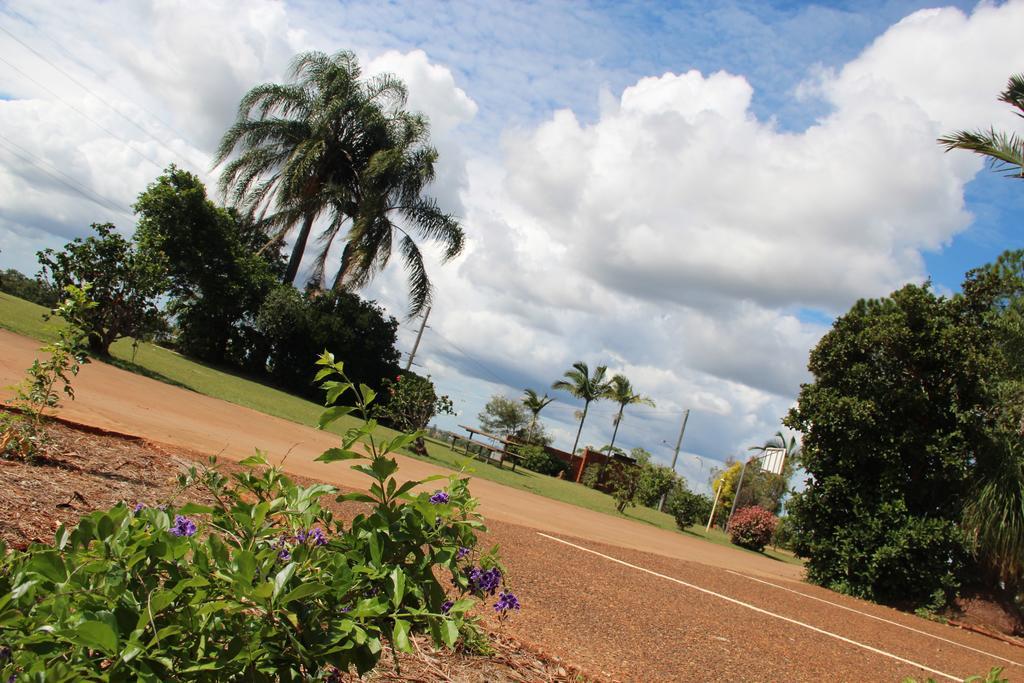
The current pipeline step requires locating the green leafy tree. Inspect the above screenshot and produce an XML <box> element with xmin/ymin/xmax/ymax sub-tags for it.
<box><xmin>957</xmin><ymin>251</ymin><xmax>1024</xmax><ymax>588</ymax></box>
<box><xmin>552</xmin><ymin>361</ymin><xmax>611</xmax><ymax>456</ymax></box>
<box><xmin>477</xmin><ymin>395</ymin><xmax>529</xmax><ymax>439</ymax></box>
<box><xmin>37</xmin><ymin>223</ymin><xmax>167</xmax><ymax>356</ymax></box>
<box><xmin>0</xmin><ymin>268</ymin><xmax>57</xmax><ymax>307</ymax></box>
<box><xmin>784</xmin><ymin>283</ymin><xmax>988</xmax><ymax>607</ymax></box>
<box><xmin>215</xmin><ymin>51</ymin><xmax>463</xmax><ymax>314</ymax></box>
<box><xmin>939</xmin><ymin>73</ymin><xmax>1024</xmax><ymax>178</ymax></box>
<box><xmin>255</xmin><ymin>286</ymin><xmax>401</xmax><ymax>399</ymax></box>
<box><xmin>521</xmin><ymin>388</ymin><xmax>554</xmax><ymax>444</ymax></box>
<box><xmin>665</xmin><ymin>481</ymin><xmax>713</xmax><ymax>530</ymax></box>
<box><xmin>134</xmin><ymin>165</ymin><xmax>281</xmax><ymax>364</ymax></box>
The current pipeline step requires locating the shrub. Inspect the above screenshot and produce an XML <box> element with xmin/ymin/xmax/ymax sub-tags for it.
<box><xmin>0</xmin><ymin>353</ymin><xmax>516</xmax><ymax>680</ymax></box>
<box><xmin>256</xmin><ymin>286</ymin><xmax>401</xmax><ymax>400</ymax></box>
<box><xmin>666</xmin><ymin>483</ymin><xmax>713</xmax><ymax>531</ymax></box>
<box><xmin>375</xmin><ymin>372</ymin><xmax>454</xmax><ymax>455</ymax></box>
<box><xmin>727</xmin><ymin>505</ymin><xmax>778</xmax><ymax>552</ymax></box>
<box><xmin>518</xmin><ymin>445</ymin><xmax>568</xmax><ymax>477</ymax></box>
<box><xmin>581</xmin><ymin>463</ymin><xmax>601</xmax><ymax>489</ymax></box>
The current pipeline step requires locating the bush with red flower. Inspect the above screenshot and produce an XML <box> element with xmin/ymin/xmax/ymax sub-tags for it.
<box><xmin>727</xmin><ymin>505</ymin><xmax>778</xmax><ymax>552</ymax></box>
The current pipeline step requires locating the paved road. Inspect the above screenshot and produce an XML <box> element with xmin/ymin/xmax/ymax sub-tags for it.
<box><xmin>3</xmin><ymin>328</ymin><xmax>1021</xmax><ymax>681</ymax></box>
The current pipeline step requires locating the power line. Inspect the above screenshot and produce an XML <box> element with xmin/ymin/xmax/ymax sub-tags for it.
<box><xmin>0</xmin><ymin>133</ymin><xmax>133</xmax><ymax>219</ymax></box>
<box><xmin>0</xmin><ymin>53</ymin><xmax>169</xmax><ymax>172</ymax></box>
<box><xmin>0</xmin><ymin>25</ymin><xmax>203</xmax><ymax>172</ymax></box>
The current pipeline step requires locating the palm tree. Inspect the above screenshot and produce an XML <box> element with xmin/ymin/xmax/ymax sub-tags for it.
<box><xmin>214</xmin><ymin>50</ymin><xmax>463</xmax><ymax>314</ymax></box>
<box><xmin>323</xmin><ymin>111</ymin><xmax>463</xmax><ymax>314</ymax></box>
<box><xmin>603</xmin><ymin>374</ymin><xmax>655</xmax><ymax>458</ymax></box>
<box><xmin>521</xmin><ymin>388</ymin><xmax>554</xmax><ymax>443</ymax></box>
<box><xmin>938</xmin><ymin>73</ymin><xmax>1024</xmax><ymax>178</ymax></box>
<box><xmin>552</xmin><ymin>361</ymin><xmax>611</xmax><ymax>457</ymax></box>
<box><xmin>748</xmin><ymin>430</ymin><xmax>801</xmax><ymax>465</ymax></box>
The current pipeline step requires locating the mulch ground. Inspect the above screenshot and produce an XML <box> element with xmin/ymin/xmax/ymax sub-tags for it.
<box><xmin>0</xmin><ymin>419</ymin><xmax>591</xmax><ymax>682</ymax></box>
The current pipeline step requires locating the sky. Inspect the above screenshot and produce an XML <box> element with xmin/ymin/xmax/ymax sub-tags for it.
<box><xmin>1</xmin><ymin>0</ymin><xmax>1022</xmax><ymax>493</ymax></box>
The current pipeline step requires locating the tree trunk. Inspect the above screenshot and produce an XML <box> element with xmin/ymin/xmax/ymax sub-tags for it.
<box><xmin>570</xmin><ymin>402</ymin><xmax>589</xmax><ymax>459</ymax></box>
<box><xmin>599</xmin><ymin>404</ymin><xmax>625</xmax><ymax>482</ymax></box>
<box><xmin>88</xmin><ymin>331</ymin><xmax>111</xmax><ymax>357</ymax></box>
<box><xmin>283</xmin><ymin>214</ymin><xmax>316</xmax><ymax>285</ymax></box>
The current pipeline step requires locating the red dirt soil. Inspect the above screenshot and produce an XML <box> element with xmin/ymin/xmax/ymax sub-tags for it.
<box><xmin>3</xmin><ymin>328</ymin><xmax>1023</xmax><ymax>681</ymax></box>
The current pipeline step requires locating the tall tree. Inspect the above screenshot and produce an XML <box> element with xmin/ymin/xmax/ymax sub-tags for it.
<box><xmin>477</xmin><ymin>395</ymin><xmax>530</xmax><ymax>439</ymax></box>
<box><xmin>602</xmin><ymin>374</ymin><xmax>655</xmax><ymax>459</ymax></box>
<box><xmin>214</xmin><ymin>50</ymin><xmax>463</xmax><ymax>314</ymax></box>
<box><xmin>521</xmin><ymin>388</ymin><xmax>554</xmax><ymax>443</ymax></box>
<box><xmin>134</xmin><ymin>165</ymin><xmax>281</xmax><ymax>363</ymax></box>
<box><xmin>938</xmin><ymin>73</ymin><xmax>1024</xmax><ymax>178</ymax></box>
<box><xmin>784</xmin><ymin>283</ymin><xmax>989</xmax><ymax>607</ymax></box>
<box><xmin>552</xmin><ymin>361</ymin><xmax>610</xmax><ymax>457</ymax></box>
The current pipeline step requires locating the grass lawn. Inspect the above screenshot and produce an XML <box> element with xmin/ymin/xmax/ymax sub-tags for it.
<box><xmin>0</xmin><ymin>291</ymin><xmax>801</xmax><ymax>566</ymax></box>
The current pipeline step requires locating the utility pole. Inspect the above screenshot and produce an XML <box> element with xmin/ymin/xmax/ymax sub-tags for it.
<box><xmin>404</xmin><ymin>305</ymin><xmax>431</xmax><ymax>372</ymax></box>
<box><xmin>658</xmin><ymin>408</ymin><xmax>690</xmax><ymax>512</ymax></box>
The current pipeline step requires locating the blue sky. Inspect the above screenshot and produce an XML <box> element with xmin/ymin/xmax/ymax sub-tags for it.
<box><xmin>1</xmin><ymin>0</ymin><xmax>1022</xmax><ymax>491</ymax></box>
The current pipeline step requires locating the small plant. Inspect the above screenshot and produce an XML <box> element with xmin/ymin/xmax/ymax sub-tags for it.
<box><xmin>727</xmin><ymin>505</ymin><xmax>778</xmax><ymax>552</ymax></box>
<box><xmin>518</xmin><ymin>444</ymin><xmax>568</xmax><ymax>476</ymax></box>
<box><xmin>0</xmin><ymin>352</ymin><xmax>516</xmax><ymax>680</ymax></box>
<box><xmin>375</xmin><ymin>372</ymin><xmax>454</xmax><ymax>455</ymax></box>
<box><xmin>1</xmin><ymin>284</ymin><xmax>94</xmax><ymax>460</ymax></box>
<box><xmin>666</xmin><ymin>484</ymin><xmax>713</xmax><ymax>531</ymax></box>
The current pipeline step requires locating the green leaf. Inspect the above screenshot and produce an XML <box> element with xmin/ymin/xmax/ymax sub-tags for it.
<box><xmin>370</xmin><ymin>457</ymin><xmax>399</xmax><ymax>480</ymax></box>
<box><xmin>149</xmin><ymin>590</ymin><xmax>175</xmax><ymax>614</ymax></box>
<box><xmin>280</xmin><ymin>582</ymin><xmax>329</xmax><ymax>605</ymax></box>
<box><xmin>316</xmin><ymin>448</ymin><xmax>363</xmax><ymax>463</ymax></box>
<box><xmin>318</xmin><ymin>405</ymin><xmax>355</xmax><ymax>429</ymax></box>
<box><xmin>335</xmin><ymin>492</ymin><xmax>376</xmax><ymax>504</ymax></box>
<box><xmin>392</xmin><ymin>619</ymin><xmax>412</xmax><ymax>653</ymax></box>
<box><xmin>313</xmin><ymin>367</ymin><xmax>335</xmax><ymax>382</ymax></box>
<box><xmin>273</xmin><ymin>562</ymin><xmax>297</xmax><ymax>602</ymax></box>
<box><xmin>440</xmin><ymin>618</ymin><xmax>459</xmax><ymax>647</ymax></box>
<box><xmin>238</xmin><ymin>453</ymin><xmax>268</xmax><ymax>467</ymax></box>
<box><xmin>75</xmin><ymin>620</ymin><xmax>119</xmax><ymax>654</ymax></box>
<box><xmin>26</xmin><ymin>551</ymin><xmax>67</xmax><ymax>583</ymax></box>
<box><xmin>390</xmin><ymin>568</ymin><xmax>405</xmax><ymax>608</ymax></box>
<box><xmin>177</xmin><ymin>503</ymin><xmax>215</xmax><ymax>515</ymax></box>
<box><xmin>359</xmin><ymin>384</ymin><xmax>376</xmax><ymax>406</ymax></box>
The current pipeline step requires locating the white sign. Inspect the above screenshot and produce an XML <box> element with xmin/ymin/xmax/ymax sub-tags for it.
<box><xmin>759</xmin><ymin>447</ymin><xmax>787</xmax><ymax>476</ymax></box>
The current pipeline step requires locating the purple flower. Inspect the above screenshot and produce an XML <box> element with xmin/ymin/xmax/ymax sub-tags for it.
<box><xmin>170</xmin><ymin>515</ymin><xmax>196</xmax><ymax>537</ymax></box>
<box><xmin>429</xmin><ymin>491</ymin><xmax>450</xmax><ymax>504</ymax></box>
<box><xmin>467</xmin><ymin>567</ymin><xmax>502</xmax><ymax>595</ymax></box>
<box><xmin>310</xmin><ymin>527</ymin><xmax>328</xmax><ymax>546</ymax></box>
<box><xmin>294</xmin><ymin>528</ymin><xmax>309</xmax><ymax>543</ymax></box>
<box><xmin>456</xmin><ymin>546</ymin><xmax>471</xmax><ymax>560</ymax></box>
<box><xmin>494</xmin><ymin>590</ymin><xmax>520</xmax><ymax>614</ymax></box>
<box><xmin>132</xmin><ymin>502</ymin><xmax>145</xmax><ymax>514</ymax></box>
<box><xmin>440</xmin><ymin>599</ymin><xmax>454</xmax><ymax>614</ymax></box>
<box><xmin>278</xmin><ymin>548</ymin><xmax>292</xmax><ymax>561</ymax></box>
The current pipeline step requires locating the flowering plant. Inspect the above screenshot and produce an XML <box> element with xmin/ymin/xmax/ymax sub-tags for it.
<box><xmin>0</xmin><ymin>352</ymin><xmax>515</xmax><ymax>680</ymax></box>
<box><xmin>727</xmin><ymin>505</ymin><xmax>779</xmax><ymax>552</ymax></box>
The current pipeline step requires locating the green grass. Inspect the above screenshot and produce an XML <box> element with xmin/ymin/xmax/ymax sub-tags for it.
<box><xmin>0</xmin><ymin>292</ymin><xmax>801</xmax><ymax>566</ymax></box>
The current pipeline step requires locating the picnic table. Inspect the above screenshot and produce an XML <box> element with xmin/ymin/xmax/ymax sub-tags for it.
<box><xmin>452</xmin><ymin>425</ymin><xmax>523</xmax><ymax>471</ymax></box>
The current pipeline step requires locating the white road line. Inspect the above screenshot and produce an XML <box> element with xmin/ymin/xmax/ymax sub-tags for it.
<box><xmin>537</xmin><ymin>532</ymin><xmax>962</xmax><ymax>683</ymax></box>
<box><xmin>726</xmin><ymin>569</ymin><xmax>1023</xmax><ymax>668</ymax></box>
